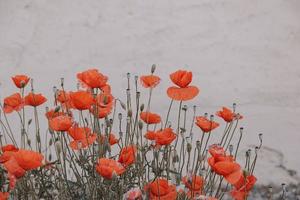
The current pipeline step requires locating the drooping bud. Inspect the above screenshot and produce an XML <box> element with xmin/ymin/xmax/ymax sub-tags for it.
<box><xmin>151</xmin><ymin>64</ymin><xmax>156</xmax><ymax>74</ymax></box>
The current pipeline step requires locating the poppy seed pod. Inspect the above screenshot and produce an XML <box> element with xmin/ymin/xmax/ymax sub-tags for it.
<box><xmin>118</xmin><ymin>113</ymin><xmax>122</xmax><ymax>120</ymax></box>
<box><xmin>55</xmin><ymin>141</ymin><xmax>62</xmax><ymax>155</ymax></box>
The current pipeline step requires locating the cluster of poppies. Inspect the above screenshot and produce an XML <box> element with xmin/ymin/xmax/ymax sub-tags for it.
<box><xmin>0</xmin><ymin>68</ymin><xmax>257</xmax><ymax>200</ymax></box>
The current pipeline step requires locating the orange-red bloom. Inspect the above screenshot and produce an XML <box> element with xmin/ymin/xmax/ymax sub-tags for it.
<box><xmin>13</xmin><ymin>149</ymin><xmax>43</xmax><ymax>171</ymax></box>
<box><xmin>182</xmin><ymin>175</ymin><xmax>204</xmax><ymax>192</ymax></box>
<box><xmin>3</xmin><ymin>157</ymin><xmax>25</xmax><ymax>178</ymax></box>
<box><xmin>170</xmin><ymin>70</ymin><xmax>192</xmax><ymax>88</ymax></box>
<box><xmin>77</xmin><ymin>69</ymin><xmax>108</xmax><ymax>89</ymax></box>
<box><xmin>118</xmin><ymin>146</ymin><xmax>136</xmax><ymax>167</ymax></box>
<box><xmin>70</xmin><ymin>90</ymin><xmax>94</xmax><ymax>110</ymax></box>
<box><xmin>2</xmin><ymin>149</ymin><xmax>43</xmax><ymax>178</ymax></box>
<box><xmin>195</xmin><ymin>116</ymin><xmax>219</xmax><ymax>133</ymax></box>
<box><xmin>208</xmin><ymin>157</ymin><xmax>242</xmax><ymax>184</ymax></box>
<box><xmin>49</xmin><ymin>115</ymin><xmax>73</xmax><ymax>131</ymax></box>
<box><xmin>12</xmin><ymin>75</ymin><xmax>30</xmax><ymax>88</ymax></box>
<box><xmin>167</xmin><ymin>70</ymin><xmax>199</xmax><ymax>101</ymax></box>
<box><xmin>144</xmin><ymin>131</ymin><xmax>157</xmax><ymax>141</ymax></box>
<box><xmin>140</xmin><ymin>112</ymin><xmax>161</xmax><ymax>124</ymax></box>
<box><xmin>3</xmin><ymin>93</ymin><xmax>24</xmax><ymax>113</ymax></box>
<box><xmin>0</xmin><ymin>192</ymin><xmax>9</xmax><ymax>200</ymax></box>
<box><xmin>140</xmin><ymin>75</ymin><xmax>161</xmax><ymax>88</ymax></box>
<box><xmin>216</xmin><ymin>107</ymin><xmax>243</xmax><ymax>123</ymax></box>
<box><xmin>100</xmin><ymin>133</ymin><xmax>119</xmax><ymax>146</ymax></box>
<box><xmin>24</xmin><ymin>92</ymin><xmax>47</xmax><ymax>107</ymax></box>
<box><xmin>145</xmin><ymin>178</ymin><xmax>177</xmax><ymax>200</ymax></box>
<box><xmin>67</xmin><ymin>125</ymin><xmax>97</xmax><ymax>150</ymax></box>
<box><xmin>96</xmin><ymin>158</ymin><xmax>125</xmax><ymax>179</ymax></box>
<box><xmin>1</xmin><ymin>144</ymin><xmax>18</xmax><ymax>153</ymax></box>
<box><xmin>155</xmin><ymin>128</ymin><xmax>176</xmax><ymax>146</ymax></box>
<box><xmin>230</xmin><ymin>174</ymin><xmax>257</xmax><ymax>200</ymax></box>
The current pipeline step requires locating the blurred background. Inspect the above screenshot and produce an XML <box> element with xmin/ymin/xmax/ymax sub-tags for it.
<box><xmin>0</xmin><ymin>0</ymin><xmax>300</xmax><ymax>185</ymax></box>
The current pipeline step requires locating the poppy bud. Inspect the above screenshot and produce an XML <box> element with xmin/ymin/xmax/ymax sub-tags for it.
<box><xmin>182</xmin><ymin>105</ymin><xmax>187</xmax><ymax>111</ymax></box>
<box><xmin>259</xmin><ymin>133</ymin><xmax>263</xmax><ymax>141</ymax></box>
<box><xmin>134</xmin><ymin>75</ymin><xmax>138</xmax><ymax>83</ymax></box>
<box><xmin>27</xmin><ymin>139</ymin><xmax>31</xmax><ymax>146</ymax></box>
<box><xmin>140</xmin><ymin>104</ymin><xmax>144</xmax><ymax>112</ymax></box>
<box><xmin>48</xmin><ymin>154</ymin><xmax>52</xmax><ymax>161</ymax></box>
<box><xmin>172</xmin><ymin>154</ymin><xmax>179</xmax><ymax>163</ymax></box>
<box><xmin>136</xmin><ymin>91</ymin><xmax>140</xmax><ymax>98</ymax></box>
<box><xmin>119</xmin><ymin>101</ymin><xmax>126</xmax><ymax>110</ymax></box>
<box><xmin>60</xmin><ymin>78</ymin><xmax>64</xmax><ymax>87</ymax></box>
<box><xmin>151</xmin><ymin>64</ymin><xmax>156</xmax><ymax>74</ymax></box>
<box><xmin>49</xmin><ymin>139</ymin><xmax>53</xmax><ymax>146</ymax></box>
<box><xmin>187</xmin><ymin>143</ymin><xmax>192</xmax><ymax>153</ymax></box>
<box><xmin>55</xmin><ymin>141</ymin><xmax>62</xmax><ymax>155</ymax></box>
<box><xmin>127</xmin><ymin>72</ymin><xmax>131</xmax><ymax>79</ymax></box>
<box><xmin>210</xmin><ymin>115</ymin><xmax>214</xmax><ymax>121</ymax></box>
<box><xmin>138</xmin><ymin>120</ymin><xmax>143</xmax><ymax>130</ymax></box>
<box><xmin>53</xmin><ymin>86</ymin><xmax>57</xmax><ymax>94</ymax></box>
<box><xmin>28</xmin><ymin>119</ymin><xmax>32</xmax><ymax>125</ymax></box>
<box><xmin>127</xmin><ymin>109</ymin><xmax>132</xmax><ymax>117</ymax></box>
<box><xmin>204</xmin><ymin>113</ymin><xmax>208</xmax><ymax>118</ymax></box>
<box><xmin>54</xmin><ymin>106</ymin><xmax>60</xmax><ymax>113</ymax></box>
<box><xmin>36</xmin><ymin>134</ymin><xmax>41</xmax><ymax>143</ymax></box>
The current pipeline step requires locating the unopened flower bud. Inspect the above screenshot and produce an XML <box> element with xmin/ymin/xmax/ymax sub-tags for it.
<box><xmin>127</xmin><ymin>109</ymin><xmax>132</xmax><ymax>117</ymax></box>
<box><xmin>140</xmin><ymin>104</ymin><xmax>144</xmax><ymax>112</ymax></box>
<box><xmin>151</xmin><ymin>64</ymin><xmax>156</xmax><ymax>74</ymax></box>
<box><xmin>187</xmin><ymin>143</ymin><xmax>192</xmax><ymax>153</ymax></box>
<box><xmin>138</xmin><ymin>120</ymin><xmax>143</xmax><ymax>130</ymax></box>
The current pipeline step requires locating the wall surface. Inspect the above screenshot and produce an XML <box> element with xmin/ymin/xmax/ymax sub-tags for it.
<box><xmin>0</xmin><ymin>0</ymin><xmax>300</xmax><ymax>185</ymax></box>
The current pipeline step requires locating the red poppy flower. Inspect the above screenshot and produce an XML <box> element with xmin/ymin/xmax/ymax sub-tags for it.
<box><xmin>230</xmin><ymin>175</ymin><xmax>256</xmax><ymax>200</ymax></box>
<box><xmin>208</xmin><ymin>155</ymin><xmax>242</xmax><ymax>184</ymax></box>
<box><xmin>145</xmin><ymin>178</ymin><xmax>177</xmax><ymax>200</ymax></box>
<box><xmin>95</xmin><ymin>158</ymin><xmax>125</xmax><ymax>179</ymax></box>
<box><xmin>140</xmin><ymin>75</ymin><xmax>161</xmax><ymax>88</ymax></box>
<box><xmin>144</xmin><ymin>131</ymin><xmax>157</xmax><ymax>141</ymax></box>
<box><xmin>56</xmin><ymin>90</ymin><xmax>70</xmax><ymax>103</ymax></box>
<box><xmin>13</xmin><ymin>149</ymin><xmax>43</xmax><ymax>171</ymax></box>
<box><xmin>208</xmin><ymin>144</ymin><xmax>226</xmax><ymax>158</ymax></box>
<box><xmin>118</xmin><ymin>145</ymin><xmax>136</xmax><ymax>167</ymax></box>
<box><xmin>3</xmin><ymin>157</ymin><xmax>25</xmax><ymax>179</ymax></box>
<box><xmin>11</xmin><ymin>75</ymin><xmax>30</xmax><ymax>88</ymax></box>
<box><xmin>195</xmin><ymin>116</ymin><xmax>219</xmax><ymax>133</ymax></box>
<box><xmin>167</xmin><ymin>70</ymin><xmax>199</xmax><ymax>101</ymax></box>
<box><xmin>24</xmin><ymin>92</ymin><xmax>47</xmax><ymax>107</ymax></box>
<box><xmin>140</xmin><ymin>112</ymin><xmax>161</xmax><ymax>124</ymax></box>
<box><xmin>45</xmin><ymin>109</ymin><xmax>66</xmax><ymax>119</ymax></box>
<box><xmin>3</xmin><ymin>93</ymin><xmax>24</xmax><ymax>113</ymax></box>
<box><xmin>90</xmin><ymin>104</ymin><xmax>113</xmax><ymax>118</ymax></box>
<box><xmin>100</xmin><ymin>133</ymin><xmax>119</xmax><ymax>145</ymax></box>
<box><xmin>0</xmin><ymin>191</ymin><xmax>9</xmax><ymax>200</ymax></box>
<box><xmin>167</xmin><ymin>86</ymin><xmax>199</xmax><ymax>101</ymax></box>
<box><xmin>216</xmin><ymin>107</ymin><xmax>243</xmax><ymax>122</ymax></box>
<box><xmin>69</xmin><ymin>90</ymin><xmax>94</xmax><ymax>110</ymax></box>
<box><xmin>77</xmin><ymin>69</ymin><xmax>108</xmax><ymax>89</ymax></box>
<box><xmin>1</xmin><ymin>144</ymin><xmax>18</xmax><ymax>153</ymax></box>
<box><xmin>155</xmin><ymin>128</ymin><xmax>176</xmax><ymax>146</ymax></box>
<box><xmin>67</xmin><ymin>125</ymin><xmax>97</xmax><ymax>150</ymax></box>
<box><xmin>182</xmin><ymin>175</ymin><xmax>204</xmax><ymax>192</ymax></box>
<box><xmin>49</xmin><ymin>115</ymin><xmax>73</xmax><ymax>131</ymax></box>
<box><xmin>233</xmin><ymin>174</ymin><xmax>257</xmax><ymax>191</ymax></box>
<box><xmin>95</xmin><ymin>92</ymin><xmax>114</xmax><ymax>108</ymax></box>
<box><xmin>170</xmin><ymin>70</ymin><xmax>192</xmax><ymax>88</ymax></box>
